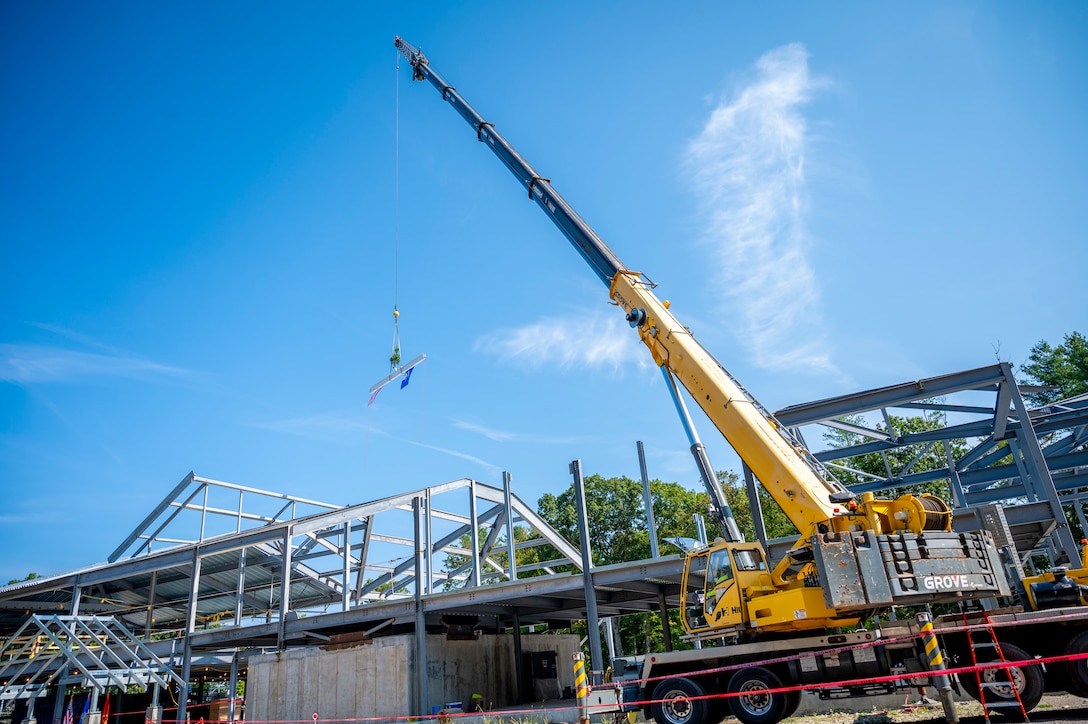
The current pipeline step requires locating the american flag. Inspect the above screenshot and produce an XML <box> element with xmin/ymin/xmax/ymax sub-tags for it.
<box><xmin>62</xmin><ymin>699</ymin><xmax>74</xmax><ymax>724</ymax></box>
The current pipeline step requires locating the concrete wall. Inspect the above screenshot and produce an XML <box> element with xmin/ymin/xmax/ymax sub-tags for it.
<box><xmin>425</xmin><ymin>634</ymin><xmax>578</xmax><ymax>709</ymax></box>
<box><xmin>247</xmin><ymin>636</ymin><xmax>410</xmax><ymax>722</ymax></box>
<box><xmin>245</xmin><ymin>633</ymin><xmax>579</xmax><ymax>721</ymax></box>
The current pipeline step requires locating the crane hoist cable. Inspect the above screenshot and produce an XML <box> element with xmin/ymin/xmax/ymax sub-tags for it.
<box><xmin>390</xmin><ymin>47</ymin><xmax>402</xmax><ymax>373</ymax></box>
<box><xmin>368</xmin><ymin>50</ymin><xmax>425</xmax><ymax>407</ymax></box>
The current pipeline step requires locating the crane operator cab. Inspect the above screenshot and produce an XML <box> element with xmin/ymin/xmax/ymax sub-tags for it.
<box><xmin>684</xmin><ymin>542</ymin><xmax>769</xmax><ymax>635</ymax></box>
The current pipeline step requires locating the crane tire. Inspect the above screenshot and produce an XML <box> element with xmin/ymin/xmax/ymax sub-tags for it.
<box><xmin>957</xmin><ymin>642</ymin><xmax>1043</xmax><ymax>721</ymax></box>
<box><xmin>650</xmin><ymin>677</ymin><xmax>707</xmax><ymax>724</ymax></box>
<box><xmin>1063</xmin><ymin>630</ymin><xmax>1088</xmax><ymax>698</ymax></box>
<box><xmin>726</xmin><ymin>667</ymin><xmax>789</xmax><ymax>724</ymax></box>
<box><xmin>783</xmin><ymin>688</ymin><xmax>802</xmax><ymax>719</ymax></box>
<box><xmin>702</xmin><ymin>696</ymin><xmax>728</xmax><ymax>724</ymax></box>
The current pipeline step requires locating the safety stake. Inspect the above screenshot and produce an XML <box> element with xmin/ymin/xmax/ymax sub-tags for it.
<box><xmin>917</xmin><ymin>611</ymin><xmax>958</xmax><ymax>724</ymax></box>
<box><xmin>573</xmin><ymin>652</ymin><xmax>589</xmax><ymax>724</ymax></box>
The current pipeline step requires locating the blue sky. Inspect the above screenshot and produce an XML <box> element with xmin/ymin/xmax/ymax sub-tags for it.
<box><xmin>2</xmin><ymin>2</ymin><xmax>1086</xmax><ymax>583</ymax></box>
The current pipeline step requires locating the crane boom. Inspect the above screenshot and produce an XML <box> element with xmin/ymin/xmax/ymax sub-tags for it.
<box><xmin>394</xmin><ymin>38</ymin><xmax>624</xmax><ymax>287</ymax></box>
<box><xmin>395</xmin><ymin>36</ymin><xmax>1010</xmax><ymax>636</ymax></box>
<box><xmin>394</xmin><ymin>36</ymin><xmax>850</xmax><ymax>536</ymax></box>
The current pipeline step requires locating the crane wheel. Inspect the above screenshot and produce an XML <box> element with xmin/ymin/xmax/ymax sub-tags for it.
<box><xmin>957</xmin><ymin>642</ymin><xmax>1043</xmax><ymax>720</ymax></box>
<box><xmin>782</xmin><ymin>688</ymin><xmax>802</xmax><ymax>719</ymax></box>
<box><xmin>702</xmin><ymin>696</ymin><xmax>728</xmax><ymax>724</ymax></box>
<box><xmin>726</xmin><ymin>667</ymin><xmax>789</xmax><ymax>724</ymax></box>
<box><xmin>650</xmin><ymin>678</ymin><xmax>707</xmax><ymax>724</ymax></box>
<box><xmin>1063</xmin><ymin>630</ymin><xmax>1088</xmax><ymax>698</ymax></box>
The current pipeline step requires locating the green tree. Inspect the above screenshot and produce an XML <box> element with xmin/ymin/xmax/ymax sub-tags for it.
<box><xmin>6</xmin><ymin>572</ymin><xmax>39</xmax><ymax>585</ymax></box>
<box><xmin>532</xmin><ymin>473</ymin><xmax>800</xmax><ymax>657</ymax></box>
<box><xmin>1019</xmin><ymin>331</ymin><xmax>1088</xmax><ymax>406</ymax></box>
<box><xmin>822</xmin><ymin>410</ymin><xmax>966</xmax><ymax>501</ymax></box>
<box><xmin>440</xmin><ymin>524</ymin><xmax>554</xmax><ymax>590</ymax></box>
<box><xmin>717</xmin><ymin>470</ymin><xmax>798</xmax><ymax>541</ymax></box>
<box><xmin>537</xmin><ymin>475</ymin><xmax>713</xmax><ymax>656</ymax></box>
<box><xmin>536</xmin><ymin>474</ymin><xmax>709</xmax><ymax>566</ymax></box>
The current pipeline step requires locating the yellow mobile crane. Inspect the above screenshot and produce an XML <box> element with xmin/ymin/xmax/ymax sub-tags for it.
<box><xmin>394</xmin><ymin>37</ymin><xmax>1008</xmax><ymax>641</ymax></box>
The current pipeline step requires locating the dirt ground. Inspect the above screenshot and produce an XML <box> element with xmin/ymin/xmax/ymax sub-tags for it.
<box><xmin>785</xmin><ymin>692</ymin><xmax>1088</xmax><ymax>724</ymax></box>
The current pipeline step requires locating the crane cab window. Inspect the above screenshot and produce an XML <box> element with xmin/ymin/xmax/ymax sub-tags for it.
<box><xmin>706</xmin><ymin>549</ymin><xmax>734</xmax><ymax>615</ymax></box>
<box><xmin>733</xmin><ymin>548</ymin><xmax>766</xmax><ymax>572</ymax></box>
<box><xmin>686</xmin><ymin>552</ymin><xmax>709</xmax><ymax>594</ymax></box>
<box><xmin>710</xmin><ymin>549</ymin><xmax>734</xmax><ymax>586</ymax></box>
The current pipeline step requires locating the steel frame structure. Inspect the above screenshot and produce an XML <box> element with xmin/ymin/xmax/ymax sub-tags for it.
<box><xmin>771</xmin><ymin>363</ymin><xmax>1088</xmax><ymax>566</ymax></box>
<box><xmin>4</xmin><ymin>363</ymin><xmax>1085</xmax><ymax>717</ymax></box>
<box><xmin>0</xmin><ymin>469</ymin><xmax>683</xmax><ymax>717</ymax></box>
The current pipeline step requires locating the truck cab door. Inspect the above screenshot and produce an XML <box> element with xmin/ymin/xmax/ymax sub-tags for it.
<box><xmin>707</xmin><ymin>547</ymin><xmax>746</xmax><ymax>629</ymax></box>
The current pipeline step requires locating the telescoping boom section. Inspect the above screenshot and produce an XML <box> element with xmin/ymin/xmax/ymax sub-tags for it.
<box><xmin>395</xmin><ymin>37</ymin><xmax>1008</xmax><ymax>635</ymax></box>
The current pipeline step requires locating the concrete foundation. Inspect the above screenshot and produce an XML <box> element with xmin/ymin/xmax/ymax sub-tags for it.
<box><xmin>246</xmin><ymin>633</ymin><xmax>580</xmax><ymax>721</ymax></box>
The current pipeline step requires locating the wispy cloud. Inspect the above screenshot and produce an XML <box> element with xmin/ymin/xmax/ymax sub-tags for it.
<box><xmin>474</xmin><ymin>310</ymin><xmax>642</xmax><ymax>372</ymax></box>
<box><xmin>452</xmin><ymin>419</ymin><xmax>581</xmax><ymax>445</ymax></box>
<box><xmin>253</xmin><ymin>413</ymin><xmax>368</xmax><ymax>440</ymax></box>
<box><xmin>400</xmin><ymin>438</ymin><xmax>500</xmax><ymax>474</ymax></box>
<box><xmin>254</xmin><ymin>414</ymin><xmax>501</xmax><ymax>473</ymax></box>
<box><xmin>0</xmin><ymin>343</ymin><xmax>187</xmax><ymax>384</ymax></box>
<box><xmin>453</xmin><ymin>420</ymin><xmax>517</xmax><ymax>442</ymax></box>
<box><xmin>687</xmin><ymin>44</ymin><xmax>836</xmax><ymax>374</ymax></box>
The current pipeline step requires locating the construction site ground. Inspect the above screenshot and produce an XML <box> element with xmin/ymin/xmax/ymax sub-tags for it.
<box><xmin>783</xmin><ymin>691</ymin><xmax>1088</xmax><ymax>724</ymax></box>
<box><xmin>423</xmin><ymin>692</ymin><xmax>1088</xmax><ymax>724</ymax></box>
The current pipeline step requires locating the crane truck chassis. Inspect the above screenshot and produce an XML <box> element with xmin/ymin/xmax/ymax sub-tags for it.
<box><xmin>609</xmin><ymin>603</ymin><xmax>1088</xmax><ymax>724</ymax></box>
<box><xmin>390</xmin><ymin>36</ymin><xmax>1088</xmax><ymax>724</ymax></box>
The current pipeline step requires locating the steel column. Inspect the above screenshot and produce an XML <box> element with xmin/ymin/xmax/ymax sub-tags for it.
<box><xmin>571</xmin><ymin>460</ymin><xmax>604</xmax><ymax>685</ymax></box>
<box><xmin>234</xmin><ymin>548</ymin><xmax>246</xmax><ymax>625</ymax></box>
<box><xmin>469</xmin><ymin>480</ymin><xmax>481</xmax><ymax>588</ymax></box>
<box><xmin>354</xmin><ymin>516</ymin><xmax>373</xmax><ymax>604</ymax></box>
<box><xmin>425</xmin><ymin>489</ymin><xmax>434</xmax><ymax>595</ymax></box>
<box><xmin>413</xmin><ymin>497</ymin><xmax>427</xmax><ymax>716</ymax></box>
<box><xmin>342</xmin><ymin>522</ymin><xmax>351</xmax><ymax>611</ymax></box>
<box><xmin>227</xmin><ymin>649</ymin><xmax>239</xmax><ymax>722</ymax></box>
<box><xmin>512</xmin><ymin>609</ymin><xmax>524</xmax><ymax>703</ymax></box>
<box><xmin>503</xmin><ymin>472</ymin><xmax>518</xmax><ymax>581</ymax></box>
<box><xmin>657</xmin><ymin>589</ymin><xmax>673</xmax><ymax>652</ymax></box>
<box><xmin>637</xmin><ymin>441</ymin><xmax>660</xmax><ymax>558</ymax></box>
<box><xmin>277</xmin><ymin>527</ymin><xmax>293</xmax><ymax>650</ymax></box>
<box><xmin>1002</xmin><ymin>362</ymin><xmax>1079</xmax><ymax>562</ymax></box>
<box><xmin>944</xmin><ymin>441</ymin><xmax>967</xmax><ymax>509</ymax></box>
<box><xmin>51</xmin><ymin>685</ymin><xmax>64</xmax><ymax>724</ymax></box>
<box><xmin>179</xmin><ymin>551</ymin><xmax>201</xmax><ymax>724</ymax></box>
<box><xmin>144</xmin><ymin>570</ymin><xmax>158</xmax><ymax>639</ymax></box>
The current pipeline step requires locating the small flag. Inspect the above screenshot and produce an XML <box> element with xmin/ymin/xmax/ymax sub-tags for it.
<box><xmin>367</xmin><ymin>353</ymin><xmax>425</xmax><ymax>406</ymax></box>
<box><xmin>79</xmin><ymin>696</ymin><xmax>90</xmax><ymax>724</ymax></box>
<box><xmin>102</xmin><ymin>692</ymin><xmax>111</xmax><ymax>724</ymax></box>
<box><xmin>63</xmin><ymin>699</ymin><xmax>73</xmax><ymax>724</ymax></box>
